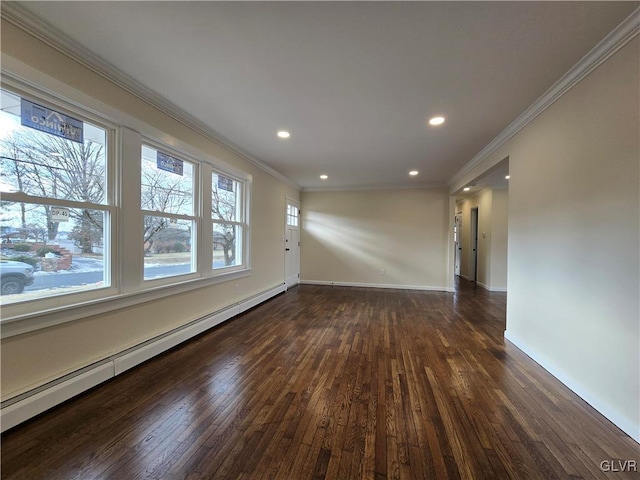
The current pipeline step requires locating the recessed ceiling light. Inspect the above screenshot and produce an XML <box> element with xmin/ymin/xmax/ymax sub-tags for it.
<box><xmin>277</xmin><ymin>131</ymin><xmax>290</xmax><ymax>139</ymax></box>
<box><xmin>428</xmin><ymin>116</ymin><xmax>446</xmax><ymax>126</ymax></box>
<box><xmin>320</xmin><ymin>174</ymin><xmax>328</xmax><ymax>180</ymax></box>
<box><xmin>409</xmin><ymin>170</ymin><xmax>419</xmax><ymax>176</ymax></box>
<box><xmin>505</xmin><ymin>175</ymin><xmax>510</xmax><ymax>180</ymax></box>
<box><xmin>463</xmin><ymin>187</ymin><xmax>470</xmax><ymax>191</ymax></box>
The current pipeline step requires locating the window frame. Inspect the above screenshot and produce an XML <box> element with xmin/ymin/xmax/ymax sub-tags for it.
<box><xmin>211</xmin><ymin>169</ymin><xmax>248</xmax><ymax>273</ymax></box>
<box><xmin>0</xmin><ymin>83</ymin><xmax>119</xmax><ymax>318</ymax></box>
<box><xmin>140</xmin><ymin>139</ymin><xmax>200</xmax><ymax>286</ymax></box>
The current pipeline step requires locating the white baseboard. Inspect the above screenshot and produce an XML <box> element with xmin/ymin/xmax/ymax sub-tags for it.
<box><xmin>300</xmin><ymin>279</ymin><xmax>447</xmax><ymax>292</ymax></box>
<box><xmin>477</xmin><ymin>281</ymin><xmax>507</xmax><ymax>292</ymax></box>
<box><xmin>239</xmin><ymin>285</ymin><xmax>285</xmax><ymax>313</ymax></box>
<box><xmin>285</xmin><ymin>275</ymin><xmax>299</xmax><ymax>289</ymax></box>
<box><xmin>113</xmin><ymin>306</ymin><xmax>241</xmax><ymax>376</ymax></box>
<box><xmin>1</xmin><ymin>284</ymin><xmax>285</xmax><ymax>433</ymax></box>
<box><xmin>1</xmin><ymin>363</ymin><xmax>114</xmax><ymax>432</ymax></box>
<box><xmin>504</xmin><ymin>329</ymin><xmax>640</xmax><ymax>444</ymax></box>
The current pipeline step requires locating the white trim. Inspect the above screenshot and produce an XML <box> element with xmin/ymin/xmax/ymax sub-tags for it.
<box><xmin>476</xmin><ymin>281</ymin><xmax>507</xmax><ymax>293</ymax></box>
<box><xmin>0</xmin><ymin>268</ymin><xmax>251</xmax><ymax>338</ymax></box>
<box><xmin>448</xmin><ymin>7</ymin><xmax>640</xmax><ymax>190</ymax></box>
<box><xmin>303</xmin><ymin>182</ymin><xmax>446</xmax><ymax>193</ymax></box>
<box><xmin>504</xmin><ymin>330</ymin><xmax>640</xmax><ymax>445</ymax></box>
<box><xmin>113</xmin><ymin>305</ymin><xmax>240</xmax><ymax>376</ymax></box>
<box><xmin>1</xmin><ymin>2</ymin><xmax>300</xmax><ymax>192</ymax></box>
<box><xmin>239</xmin><ymin>285</ymin><xmax>285</xmax><ymax>313</ymax></box>
<box><xmin>489</xmin><ymin>287</ymin><xmax>507</xmax><ymax>293</ymax></box>
<box><xmin>301</xmin><ymin>279</ymin><xmax>447</xmax><ymax>292</ymax></box>
<box><xmin>0</xmin><ymin>363</ymin><xmax>115</xmax><ymax>433</ymax></box>
<box><xmin>0</xmin><ymin>283</ymin><xmax>285</xmax><ymax>432</ymax></box>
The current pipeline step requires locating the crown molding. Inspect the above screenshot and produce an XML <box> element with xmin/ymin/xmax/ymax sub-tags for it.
<box><xmin>448</xmin><ymin>6</ymin><xmax>640</xmax><ymax>189</ymax></box>
<box><xmin>1</xmin><ymin>2</ymin><xmax>300</xmax><ymax>191</ymax></box>
<box><xmin>302</xmin><ymin>181</ymin><xmax>446</xmax><ymax>193</ymax></box>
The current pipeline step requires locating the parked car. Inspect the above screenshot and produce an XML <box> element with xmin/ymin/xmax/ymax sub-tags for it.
<box><xmin>0</xmin><ymin>260</ymin><xmax>35</xmax><ymax>295</ymax></box>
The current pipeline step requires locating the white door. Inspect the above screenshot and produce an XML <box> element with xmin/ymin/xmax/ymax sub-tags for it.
<box><xmin>470</xmin><ymin>207</ymin><xmax>479</xmax><ymax>282</ymax></box>
<box><xmin>285</xmin><ymin>199</ymin><xmax>300</xmax><ymax>288</ymax></box>
<box><xmin>454</xmin><ymin>213</ymin><xmax>462</xmax><ymax>276</ymax></box>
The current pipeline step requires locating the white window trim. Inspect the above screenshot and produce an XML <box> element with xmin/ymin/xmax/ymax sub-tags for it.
<box><xmin>0</xmin><ymin>67</ymin><xmax>253</xmax><ymax>338</ymax></box>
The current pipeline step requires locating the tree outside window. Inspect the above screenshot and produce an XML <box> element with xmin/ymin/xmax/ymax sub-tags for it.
<box><xmin>212</xmin><ymin>173</ymin><xmax>242</xmax><ymax>268</ymax></box>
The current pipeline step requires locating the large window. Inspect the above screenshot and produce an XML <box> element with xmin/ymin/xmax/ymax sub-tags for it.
<box><xmin>0</xmin><ymin>89</ymin><xmax>111</xmax><ymax>304</ymax></box>
<box><xmin>0</xmin><ymin>80</ymin><xmax>252</xmax><ymax>326</ymax></box>
<box><xmin>141</xmin><ymin>144</ymin><xmax>196</xmax><ymax>281</ymax></box>
<box><xmin>212</xmin><ymin>172</ymin><xmax>244</xmax><ymax>269</ymax></box>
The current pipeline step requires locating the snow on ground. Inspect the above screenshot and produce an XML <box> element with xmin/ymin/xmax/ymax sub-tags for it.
<box><xmin>33</xmin><ymin>256</ymin><xmax>104</xmax><ymax>275</ymax></box>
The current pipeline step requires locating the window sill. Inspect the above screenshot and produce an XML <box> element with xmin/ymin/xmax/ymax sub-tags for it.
<box><xmin>0</xmin><ymin>268</ymin><xmax>251</xmax><ymax>338</ymax></box>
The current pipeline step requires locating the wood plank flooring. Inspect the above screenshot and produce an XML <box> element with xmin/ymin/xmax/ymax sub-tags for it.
<box><xmin>2</xmin><ymin>281</ymin><xmax>638</xmax><ymax>479</ymax></box>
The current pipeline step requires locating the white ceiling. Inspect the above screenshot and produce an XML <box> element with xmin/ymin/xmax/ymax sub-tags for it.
<box><xmin>12</xmin><ymin>1</ymin><xmax>638</xmax><ymax>190</ymax></box>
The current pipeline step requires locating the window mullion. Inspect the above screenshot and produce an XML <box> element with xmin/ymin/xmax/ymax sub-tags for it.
<box><xmin>212</xmin><ymin>220</ymin><xmax>244</xmax><ymax>227</ymax></box>
<box><xmin>120</xmin><ymin>127</ymin><xmax>143</xmax><ymax>291</ymax></box>
<box><xmin>0</xmin><ymin>192</ymin><xmax>107</xmax><ymax>211</ymax></box>
<box><xmin>141</xmin><ymin>210</ymin><xmax>196</xmax><ymax>222</ymax></box>
<box><xmin>201</xmin><ymin>163</ymin><xmax>213</xmax><ymax>274</ymax></box>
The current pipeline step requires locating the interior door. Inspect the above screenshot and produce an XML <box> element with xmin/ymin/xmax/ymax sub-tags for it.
<box><xmin>454</xmin><ymin>213</ymin><xmax>462</xmax><ymax>276</ymax></box>
<box><xmin>470</xmin><ymin>207</ymin><xmax>478</xmax><ymax>282</ymax></box>
<box><xmin>285</xmin><ymin>199</ymin><xmax>300</xmax><ymax>288</ymax></box>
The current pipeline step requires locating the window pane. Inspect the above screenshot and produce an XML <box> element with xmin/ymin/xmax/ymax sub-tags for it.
<box><xmin>287</xmin><ymin>203</ymin><xmax>298</xmax><ymax>227</ymax></box>
<box><xmin>144</xmin><ymin>216</ymin><xmax>194</xmax><ymax>280</ymax></box>
<box><xmin>213</xmin><ymin>223</ymin><xmax>241</xmax><ymax>269</ymax></box>
<box><xmin>0</xmin><ymin>204</ymin><xmax>107</xmax><ymax>304</ymax></box>
<box><xmin>212</xmin><ymin>173</ymin><xmax>240</xmax><ymax>222</ymax></box>
<box><xmin>141</xmin><ymin>145</ymin><xmax>194</xmax><ymax>215</ymax></box>
<box><xmin>0</xmin><ymin>90</ymin><xmax>107</xmax><ymax>204</ymax></box>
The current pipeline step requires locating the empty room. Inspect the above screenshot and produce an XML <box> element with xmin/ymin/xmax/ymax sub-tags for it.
<box><xmin>1</xmin><ymin>2</ymin><xmax>638</xmax><ymax>479</ymax></box>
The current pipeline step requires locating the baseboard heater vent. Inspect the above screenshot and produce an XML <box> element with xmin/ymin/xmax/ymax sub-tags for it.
<box><xmin>0</xmin><ymin>283</ymin><xmax>286</xmax><ymax>432</ymax></box>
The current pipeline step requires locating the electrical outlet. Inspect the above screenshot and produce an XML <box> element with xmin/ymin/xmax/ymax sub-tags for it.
<box><xmin>380</xmin><ymin>268</ymin><xmax>385</xmax><ymax>275</ymax></box>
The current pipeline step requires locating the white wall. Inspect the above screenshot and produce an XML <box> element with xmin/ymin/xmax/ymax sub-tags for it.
<box><xmin>301</xmin><ymin>188</ymin><xmax>449</xmax><ymax>289</ymax></box>
<box><xmin>489</xmin><ymin>189</ymin><xmax>508</xmax><ymax>290</ymax></box>
<box><xmin>506</xmin><ymin>37</ymin><xmax>639</xmax><ymax>441</ymax></box>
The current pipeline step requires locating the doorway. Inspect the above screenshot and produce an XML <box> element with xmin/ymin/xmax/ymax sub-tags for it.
<box><xmin>454</xmin><ymin>213</ymin><xmax>462</xmax><ymax>276</ymax></box>
<box><xmin>285</xmin><ymin>198</ymin><xmax>300</xmax><ymax>288</ymax></box>
<box><xmin>470</xmin><ymin>207</ymin><xmax>479</xmax><ymax>282</ymax></box>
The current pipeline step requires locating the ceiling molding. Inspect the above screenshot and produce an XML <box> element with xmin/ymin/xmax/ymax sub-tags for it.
<box><xmin>1</xmin><ymin>2</ymin><xmax>300</xmax><ymax>191</ymax></box>
<box><xmin>448</xmin><ymin>6</ymin><xmax>640</xmax><ymax>188</ymax></box>
<box><xmin>302</xmin><ymin>182</ymin><xmax>446</xmax><ymax>193</ymax></box>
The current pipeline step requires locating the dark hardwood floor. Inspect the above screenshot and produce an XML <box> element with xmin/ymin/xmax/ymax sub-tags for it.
<box><xmin>2</xmin><ymin>281</ymin><xmax>638</xmax><ymax>479</ymax></box>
